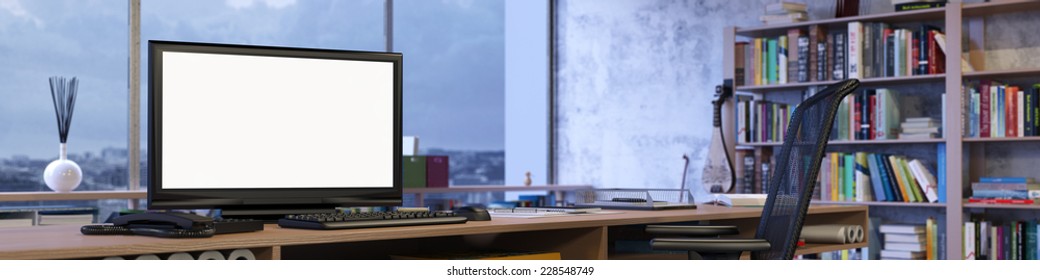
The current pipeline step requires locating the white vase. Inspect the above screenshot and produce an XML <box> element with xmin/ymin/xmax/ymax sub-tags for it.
<box><xmin>43</xmin><ymin>143</ymin><xmax>82</xmax><ymax>192</ymax></box>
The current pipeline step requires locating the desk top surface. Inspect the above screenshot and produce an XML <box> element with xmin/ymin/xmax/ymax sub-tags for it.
<box><xmin>0</xmin><ymin>205</ymin><xmax>866</xmax><ymax>259</ymax></box>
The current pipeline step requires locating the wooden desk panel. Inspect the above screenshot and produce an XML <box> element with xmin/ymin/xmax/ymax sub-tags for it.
<box><xmin>0</xmin><ymin>205</ymin><xmax>867</xmax><ymax>260</ymax></box>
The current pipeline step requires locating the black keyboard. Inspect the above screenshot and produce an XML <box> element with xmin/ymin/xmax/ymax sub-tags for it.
<box><xmin>277</xmin><ymin>211</ymin><xmax>467</xmax><ymax>230</ymax></box>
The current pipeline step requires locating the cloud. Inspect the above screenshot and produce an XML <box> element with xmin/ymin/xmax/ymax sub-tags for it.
<box><xmin>226</xmin><ymin>0</ymin><xmax>297</xmax><ymax>10</ymax></box>
<box><xmin>0</xmin><ymin>0</ymin><xmax>43</xmax><ymax>28</ymax></box>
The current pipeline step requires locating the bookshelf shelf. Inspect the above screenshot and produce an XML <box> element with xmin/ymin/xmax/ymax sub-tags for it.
<box><xmin>812</xmin><ymin>200</ymin><xmax>946</xmax><ymax>207</ymax></box>
<box><xmin>739</xmin><ymin>138</ymin><xmax>945</xmax><ymax>147</ymax></box>
<box><xmin>735</xmin><ymin>7</ymin><xmax>946</xmax><ymax>37</ymax></box>
<box><xmin>962</xmin><ymin>68</ymin><xmax>1040</xmax><ymax>79</ymax></box>
<box><xmin>735</xmin><ymin>74</ymin><xmax>945</xmax><ymax>92</ymax></box>
<box><xmin>796</xmin><ymin>242</ymin><xmax>870</xmax><ymax>256</ymax></box>
<box><xmin>963</xmin><ymin>203</ymin><xmax>1040</xmax><ymax>210</ymax></box>
<box><xmin>962</xmin><ymin>136</ymin><xmax>1040</xmax><ymax>143</ymax></box>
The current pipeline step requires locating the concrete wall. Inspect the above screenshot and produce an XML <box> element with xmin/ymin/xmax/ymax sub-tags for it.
<box><xmin>553</xmin><ymin>0</ymin><xmax>1040</xmax><ymax>189</ymax></box>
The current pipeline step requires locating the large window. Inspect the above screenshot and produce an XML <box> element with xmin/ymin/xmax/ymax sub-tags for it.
<box><xmin>395</xmin><ymin>0</ymin><xmax>506</xmax><ymax>185</ymax></box>
<box><xmin>1</xmin><ymin>1</ymin><xmax>548</xmax><ymax>212</ymax></box>
<box><xmin>139</xmin><ymin>0</ymin><xmax>386</xmax><ymax>188</ymax></box>
<box><xmin>0</xmin><ymin>1</ymin><xmax>128</xmax><ymax>211</ymax></box>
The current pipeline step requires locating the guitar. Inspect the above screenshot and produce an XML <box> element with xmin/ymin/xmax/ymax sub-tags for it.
<box><xmin>701</xmin><ymin>80</ymin><xmax>735</xmax><ymax>193</ymax></box>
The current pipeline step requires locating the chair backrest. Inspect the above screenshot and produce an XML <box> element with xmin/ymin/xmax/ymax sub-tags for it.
<box><xmin>750</xmin><ymin>79</ymin><xmax>860</xmax><ymax>260</ymax></box>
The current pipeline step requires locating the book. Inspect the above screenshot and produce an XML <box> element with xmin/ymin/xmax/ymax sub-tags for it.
<box><xmin>847</xmin><ymin>22</ymin><xmax>863</xmax><ymax>79</ymax></box>
<box><xmin>880</xmin><ymin>224</ymin><xmax>924</xmax><ymax>234</ymax></box>
<box><xmin>885</xmin><ymin>241</ymin><xmax>924</xmax><ymax>252</ymax></box>
<box><xmin>881</xmin><ymin>249</ymin><xmax>925</xmax><ymax>259</ymax></box>
<box><xmin>967</xmin><ymin>198</ymin><xmax>1037</xmax><ymax>205</ymax></box>
<box><xmin>979</xmin><ymin>177</ymin><xmax>1036</xmax><ymax>184</ymax></box>
<box><xmin>765</xmin><ymin>1</ymin><xmax>807</xmax><ymax>14</ymax></box>
<box><xmin>886</xmin><ymin>233</ymin><xmax>925</xmax><ymax>243</ymax></box>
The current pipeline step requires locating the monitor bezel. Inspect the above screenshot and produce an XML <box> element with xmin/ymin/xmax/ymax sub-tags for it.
<box><xmin>147</xmin><ymin>40</ymin><xmax>403</xmax><ymax>210</ymax></box>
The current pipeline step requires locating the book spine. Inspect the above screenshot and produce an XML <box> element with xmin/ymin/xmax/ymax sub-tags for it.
<box><xmin>1027</xmin><ymin>87</ymin><xmax>1035</xmax><ymax>137</ymax></box>
<box><xmin>848</xmin><ymin>22</ymin><xmax>862</xmax><ymax>79</ymax></box>
<box><xmin>865</xmin><ymin>153</ymin><xmax>885</xmax><ymax>201</ymax></box>
<box><xmin>980</xmin><ymin>83</ymin><xmax>991</xmax><ymax>137</ymax></box>
<box><xmin>911</xmin><ymin>29</ymin><xmax>920</xmax><ymax>76</ymax></box>
<box><xmin>844</xmin><ymin>154</ymin><xmax>855</xmax><ymax>201</ymax></box>
<box><xmin>896</xmin><ymin>2</ymin><xmax>946</xmax><ymax>11</ymax></box>
<box><xmin>754</xmin><ymin>38</ymin><xmax>763</xmax><ymax>85</ymax></box>
<box><xmin>937</xmin><ymin>143</ymin><xmax>947</xmax><ymax>203</ymax></box>
<box><xmin>831</xmin><ymin>153</ymin><xmax>840</xmax><ymax>201</ymax></box>
<box><xmin>1018</xmin><ymin>87</ymin><xmax>1025</xmax><ymax>137</ymax></box>
<box><xmin>768</xmin><ymin>39</ymin><xmax>777</xmax><ymax>84</ymax></box>
<box><xmin>779</xmin><ymin>35</ymin><xmax>788</xmax><ymax>84</ymax></box>
<box><xmin>798</xmin><ymin>36</ymin><xmax>809</xmax><ymax>82</ymax></box>
<box><xmin>855</xmin><ymin>152</ymin><xmax>870</xmax><ymax>202</ymax></box>
<box><xmin>834</xmin><ymin>33</ymin><xmax>846</xmax><ymax>80</ymax></box>
<box><xmin>1034</xmin><ymin>85</ymin><xmax>1040</xmax><ymax>137</ymax></box>
<box><xmin>787</xmin><ymin>29</ymin><xmax>800</xmax><ymax>83</ymax></box>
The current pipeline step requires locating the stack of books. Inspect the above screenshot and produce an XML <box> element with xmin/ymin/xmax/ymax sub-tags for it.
<box><xmin>879</xmin><ymin>222</ymin><xmax>934</xmax><ymax>260</ymax></box>
<box><xmin>899</xmin><ymin>117</ymin><xmax>940</xmax><ymax>139</ymax></box>
<box><xmin>969</xmin><ymin>177</ymin><xmax>1040</xmax><ymax>205</ymax></box>
<box><xmin>760</xmin><ymin>2</ymin><xmax>808</xmax><ymax>25</ymax></box>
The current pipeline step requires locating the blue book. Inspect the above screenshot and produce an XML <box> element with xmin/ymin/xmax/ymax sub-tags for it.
<box><xmin>844</xmin><ymin>154</ymin><xmax>855</xmax><ymax>201</ymax></box>
<box><xmin>937</xmin><ymin>144</ymin><xmax>946</xmax><ymax>203</ymax></box>
<box><xmin>999</xmin><ymin>85</ymin><xmax>1006</xmax><ymax>137</ymax></box>
<box><xmin>979</xmin><ymin>177</ymin><xmax>1035</xmax><ymax>183</ymax></box>
<box><xmin>866</xmin><ymin>153</ymin><xmax>887</xmax><ymax>201</ymax></box>
<box><xmin>875</xmin><ymin>154</ymin><xmax>895</xmax><ymax>202</ymax></box>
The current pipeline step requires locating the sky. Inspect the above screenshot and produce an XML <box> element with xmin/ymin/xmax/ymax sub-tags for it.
<box><xmin>0</xmin><ymin>0</ymin><xmax>505</xmax><ymax>159</ymax></box>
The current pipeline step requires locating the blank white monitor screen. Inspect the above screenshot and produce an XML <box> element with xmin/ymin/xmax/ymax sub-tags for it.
<box><xmin>160</xmin><ymin>51</ymin><xmax>395</xmax><ymax>189</ymax></box>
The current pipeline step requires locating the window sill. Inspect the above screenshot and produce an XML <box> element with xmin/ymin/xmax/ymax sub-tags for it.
<box><xmin>0</xmin><ymin>190</ymin><xmax>146</xmax><ymax>202</ymax></box>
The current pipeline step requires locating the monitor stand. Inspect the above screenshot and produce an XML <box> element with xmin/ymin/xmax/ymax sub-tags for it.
<box><xmin>219</xmin><ymin>208</ymin><xmax>338</xmax><ymax>223</ymax></box>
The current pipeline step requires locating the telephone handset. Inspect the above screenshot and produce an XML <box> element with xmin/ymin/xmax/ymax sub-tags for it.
<box><xmin>81</xmin><ymin>212</ymin><xmax>215</xmax><ymax>238</ymax></box>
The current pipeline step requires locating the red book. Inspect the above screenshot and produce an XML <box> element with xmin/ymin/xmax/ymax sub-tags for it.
<box><xmin>869</xmin><ymin>93</ymin><xmax>877</xmax><ymax>139</ymax></box>
<box><xmin>426</xmin><ymin>156</ymin><xmax>450</xmax><ymax>188</ymax></box>
<box><xmin>927</xmin><ymin>30</ymin><xmax>946</xmax><ymax>74</ymax></box>
<box><xmin>980</xmin><ymin>82</ymin><xmax>991</xmax><ymax>138</ymax></box>
<box><xmin>1008</xmin><ymin>86</ymin><xmax>1018</xmax><ymax>138</ymax></box>
<box><xmin>968</xmin><ymin>198</ymin><xmax>1036</xmax><ymax>205</ymax></box>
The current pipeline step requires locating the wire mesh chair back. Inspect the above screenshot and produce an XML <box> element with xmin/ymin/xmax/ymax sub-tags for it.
<box><xmin>750</xmin><ymin>79</ymin><xmax>860</xmax><ymax>260</ymax></box>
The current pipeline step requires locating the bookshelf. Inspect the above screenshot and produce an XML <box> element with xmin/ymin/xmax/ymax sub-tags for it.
<box><xmin>724</xmin><ymin>2</ymin><xmax>1040</xmax><ymax>260</ymax></box>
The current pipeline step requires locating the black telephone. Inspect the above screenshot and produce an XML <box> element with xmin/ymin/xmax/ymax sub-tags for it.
<box><xmin>81</xmin><ymin>212</ymin><xmax>215</xmax><ymax>238</ymax></box>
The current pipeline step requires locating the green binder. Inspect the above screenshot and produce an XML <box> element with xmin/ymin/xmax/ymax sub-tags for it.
<box><xmin>402</xmin><ymin>156</ymin><xmax>427</xmax><ymax>188</ymax></box>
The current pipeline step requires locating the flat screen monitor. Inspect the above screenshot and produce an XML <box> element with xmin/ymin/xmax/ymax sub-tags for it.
<box><xmin>148</xmin><ymin>41</ymin><xmax>402</xmax><ymax>217</ymax></box>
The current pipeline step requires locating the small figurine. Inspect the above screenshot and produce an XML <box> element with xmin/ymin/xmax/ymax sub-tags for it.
<box><xmin>524</xmin><ymin>171</ymin><xmax>532</xmax><ymax>186</ymax></box>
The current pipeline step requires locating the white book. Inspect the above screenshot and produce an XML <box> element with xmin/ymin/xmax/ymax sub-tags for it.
<box><xmin>879</xmin><ymin>224</ymin><xmax>925</xmax><ymax>234</ymax></box>
<box><xmin>881</xmin><ymin>250</ymin><xmax>925</xmax><ymax>259</ymax></box>
<box><xmin>908</xmin><ymin>159</ymin><xmax>938</xmax><ymax>203</ymax></box>
<box><xmin>847</xmin><ymin>22</ymin><xmax>863</xmax><ymax>79</ymax></box>
<box><xmin>973</xmin><ymin>89</ymin><xmax>981</xmax><ymax>137</ymax></box>
<box><xmin>885</xmin><ymin>233</ymin><xmax>925</xmax><ymax>243</ymax></box>
<box><xmin>965</xmin><ymin>221</ymin><xmax>976</xmax><ymax>260</ymax></box>
<box><xmin>991</xmin><ymin>85</ymin><xmax>998</xmax><ymax>137</ymax></box>
<box><xmin>1018</xmin><ymin>89</ymin><xmax>1025</xmax><ymax>137</ymax></box>
<box><xmin>885</xmin><ymin>241</ymin><xmax>924</xmax><ymax>252</ymax></box>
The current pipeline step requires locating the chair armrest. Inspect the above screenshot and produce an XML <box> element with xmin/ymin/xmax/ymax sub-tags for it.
<box><xmin>645</xmin><ymin>225</ymin><xmax>739</xmax><ymax>237</ymax></box>
<box><xmin>650</xmin><ymin>237</ymin><xmax>771</xmax><ymax>253</ymax></box>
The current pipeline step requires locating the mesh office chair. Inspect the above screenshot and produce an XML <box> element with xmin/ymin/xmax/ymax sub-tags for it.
<box><xmin>647</xmin><ymin>79</ymin><xmax>860</xmax><ymax>260</ymax></box>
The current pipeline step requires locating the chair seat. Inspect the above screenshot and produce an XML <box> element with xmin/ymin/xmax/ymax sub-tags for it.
<box><xmin>645</xmin><ymin>225</ymin><xmax>739</xmax><ymax>236</ymax></box>
<box><xmin>651</xmin><ymin>238</ymin><xmax>771</xmax><ymax>253</ymax></box>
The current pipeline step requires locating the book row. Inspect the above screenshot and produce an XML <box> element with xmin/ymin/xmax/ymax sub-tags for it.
<box><xmin>735</xmin><ymin>88</ymin><xmax>944</xmax><ymax>144</ymax></box>
<box><xmin>734</xmin><ymin>22</ymin><xmax>947</xmax><ymax>87</ymax></box>
<box><xmin>817</xmin><ymin>150</ymin><xmax>944</xmax><ymax>203</ymax></box>
<box><xmin>962</xmin><ymin>82</ymin><xmax>1040</xmax><ymax>138</ymax></box>
<box><xmin>964</xmin><ymin>219</ymin><xmax>1040</xmax><ymax>260</ymax></box>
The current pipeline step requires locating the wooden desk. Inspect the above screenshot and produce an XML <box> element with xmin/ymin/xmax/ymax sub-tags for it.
<box><xmin>0</xmin><ymin>205</ymin><xmax>867</xmax><ymax>260</ymax></box>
